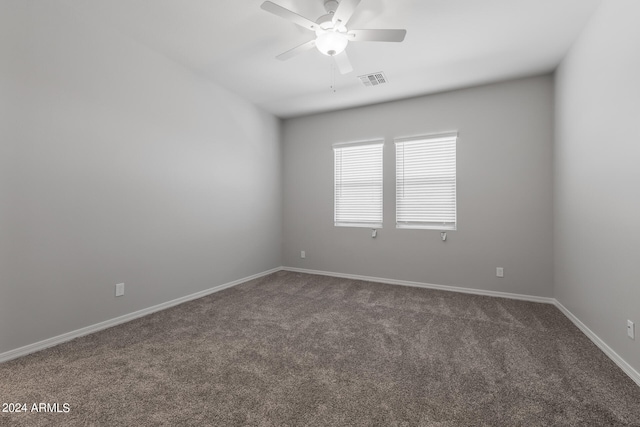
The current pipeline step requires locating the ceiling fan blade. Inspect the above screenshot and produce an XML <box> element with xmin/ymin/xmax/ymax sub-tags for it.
<box><xmin>276</xmin><ymin>39</ymin><xmax>317</xmax><ymax>61</ymax></box>
<box><xmin>333</xmin><ymin>51</ymin><xmax>354</xmax><ymax>75</ymax></box>
<box><xmin>348</xmin><ymin>29</ymin><xmax>407</xmax><ymax>42</ymax></box>
<box><xmin>332</xmin><ymin>0</ymin><xmax>361</xmax><ymax>26</ymax></box>
<box><xmin>261</xmin><ymin>1</ymin><xmax>319</xmax><ymax>32</ymax></box>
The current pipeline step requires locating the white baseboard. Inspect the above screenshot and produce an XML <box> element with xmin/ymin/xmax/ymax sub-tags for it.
<box><xmin>0</xmin><ymin>267</ymin><xmax>282</xmax><ymax>364</ymax></box>
<box><xmin>3</xmin><ymin>265</ymin><xmax>638</xmax><ymax>389</ymax></box>
<box><xmin>282</xmin><ymin>266</ymin><xmax>555</xmax><ymax>304</ymax></box>
<box><xmin>554</xmin><ymin>300</ymin><xmax>640</xmax><ymax>387</ymax></box>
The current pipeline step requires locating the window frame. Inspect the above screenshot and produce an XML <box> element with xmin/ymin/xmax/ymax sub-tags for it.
<box><xmin>395</xmin><ymin>132</ymin><xmax>457</xmax><ymax>231</ymax></box>
<box><xmin>333</xmin><ymin>140</ymin><xmax>384</xmax><ymax>229</ymax></box>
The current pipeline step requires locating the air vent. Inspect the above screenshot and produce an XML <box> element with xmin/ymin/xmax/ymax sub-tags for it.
<box><xmin>358</xmin><ymin>72</ymin><xmax>387</xmax><ymax>87</ymax></box>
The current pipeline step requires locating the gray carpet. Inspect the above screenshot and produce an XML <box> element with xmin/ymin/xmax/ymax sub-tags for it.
<box><xmin>1</xmin><ymin>271</ymin><xmax>639</xmax><ymax>426</ymax></box>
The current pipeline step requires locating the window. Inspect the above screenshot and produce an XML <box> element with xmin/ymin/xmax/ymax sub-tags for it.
<box><xmin>395</xmin><ymin>132</ymin><xmax>457</xmax><ymax>230</ymax></box>
<box><xmin>334</xmin><ymin>141</ymin><xmax>384</xmax><ymax>228</ymax></box>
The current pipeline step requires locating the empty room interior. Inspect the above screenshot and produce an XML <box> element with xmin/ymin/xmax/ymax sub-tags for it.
<box><xmin>1</xmin><ymin>0</ymin><xmax>639</xmax><ymax>425</ymax></box>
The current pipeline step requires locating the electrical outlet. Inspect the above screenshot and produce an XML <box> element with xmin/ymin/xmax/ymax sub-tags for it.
<box><xmin>628</xmin><ymin>320</ymin><xmax>635</xmax><ymax>340</ymax></box>
<box><xmin>115</xmin><ymin>283</ymin><xmax>124</xmax><ymax>297</ymax></box>
<box><xmin>496</xmin><ymin>267</ymin><xmax>504</xmax><ymax>278</ymax></box>
<box><xmin>300</xmin><ymin>251</ymin><xmax>306</xmax><ymax>259</ymax></box>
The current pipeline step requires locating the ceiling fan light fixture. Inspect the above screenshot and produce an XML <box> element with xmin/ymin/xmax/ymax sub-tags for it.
<box><xmin>315</xmin><ymin>31</ymin><xmax>348</xmax><ymax>56</ymax></box>
<box><xmin>260</xmin><ymin>0</ymin><xmax>407</xmax><ymax>73</ymax></box>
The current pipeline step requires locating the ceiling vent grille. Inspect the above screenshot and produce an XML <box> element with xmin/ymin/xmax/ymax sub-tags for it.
<box><xmin>358</xmin><ymin>72</ymin><xmax>387</xmax><ymax>87</ymax></box>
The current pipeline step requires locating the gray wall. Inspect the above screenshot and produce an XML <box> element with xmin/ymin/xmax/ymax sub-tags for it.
<box><xmin>555</xmin><ymin>0</ymin><xmax>640</xmax><ymax>372</ymax></box>
<box><xmin>0</xmin><ymin>2</ymin><xmax>282</xmax><ymax>354</ymax></box>
<box><xmin>283</xmin><ymin>76</ymin><xmax>554</xmax><ymax>298</ymax></box>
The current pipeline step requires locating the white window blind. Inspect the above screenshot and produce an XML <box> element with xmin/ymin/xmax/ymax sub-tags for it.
<box><xmin>334</xmin><ymin>141</ymin><xmax>384</xmax><ymax>228</ymax></box>
<box><xmin>395</xmin><ymin>133</ymin><xmax>457</xmax><ymax>230</ymax></box>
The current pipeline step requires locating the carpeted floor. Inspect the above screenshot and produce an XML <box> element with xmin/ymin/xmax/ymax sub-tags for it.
<box><xmin>1</xmin><ymin>271</ymin><xmax>639</xmax><ymax>426</ymax></box>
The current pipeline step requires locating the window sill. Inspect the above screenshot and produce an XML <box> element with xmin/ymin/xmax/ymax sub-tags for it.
<box><xmin>335</xmin><ymin>223</ymin><xmax>383</xmax><ymax>229</ymax></box>
<box><xmin>396</xmin><ymin>224</ymin><xmax>456</xmax><ymax>231</ymax></box>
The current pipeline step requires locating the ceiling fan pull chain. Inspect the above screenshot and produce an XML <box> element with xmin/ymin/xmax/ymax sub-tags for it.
<box><xmin>330</xmin><ymin>62</ymin><xmax>336</xmax><ymax>93</ymax></box>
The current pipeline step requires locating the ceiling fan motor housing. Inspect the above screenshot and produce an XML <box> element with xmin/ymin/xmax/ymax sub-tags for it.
<box><xmin>316</xmin><ymin>13</ymin><xmax>334</xmax><ymax>30</ymax></box>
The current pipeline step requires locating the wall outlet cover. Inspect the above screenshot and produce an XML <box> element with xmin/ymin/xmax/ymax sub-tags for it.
<box><xmin>115</xmin><ymin>283</ymin><xmax>125</xmax><ymax>297</ymax></box>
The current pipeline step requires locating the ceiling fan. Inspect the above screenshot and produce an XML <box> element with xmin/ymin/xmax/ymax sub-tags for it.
<box><xmin>260</xmin><ymin>0</ymin><xmax>407</xmax><ymax>74</ymax></box>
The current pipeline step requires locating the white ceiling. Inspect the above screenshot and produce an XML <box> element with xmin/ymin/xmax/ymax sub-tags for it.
<box><xmin>61</xmin><ymin>0</ymin><xmax>602</xmax><ymax>118</ymax></box>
